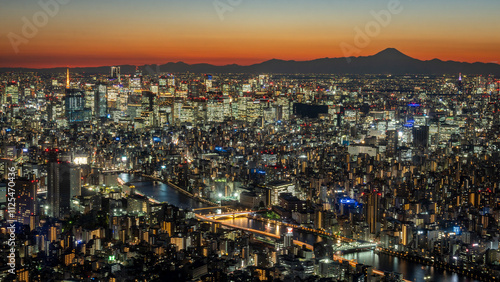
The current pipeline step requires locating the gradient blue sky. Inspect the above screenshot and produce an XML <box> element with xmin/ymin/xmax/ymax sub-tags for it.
<box><xmin>1</xmin><ymin>0</ymin><xmax>499</xmax><ymax>67</ymax></box>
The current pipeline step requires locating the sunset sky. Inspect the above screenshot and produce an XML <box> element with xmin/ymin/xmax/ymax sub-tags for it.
<box><xmin>1</xmin><ymin>0</ymin><xmax>499</xmax><ymax>68</ymax></box>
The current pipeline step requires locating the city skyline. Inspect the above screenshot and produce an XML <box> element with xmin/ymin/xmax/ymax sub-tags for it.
<box><xmin>1</xmin><ymin>0</ymin><xmax>500</xmax><ymax>68</ymax></box>
<box><xmin>2</xmin><ymin>1</ymin><xmax>500</xmax><ymax>281</ymax></box>
<box><xmin>1</xmin><ymin>66</ymin><xmax>500</xmax><ymax>281</ymax></box>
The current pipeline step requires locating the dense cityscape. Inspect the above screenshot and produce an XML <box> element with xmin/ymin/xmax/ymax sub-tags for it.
<box><xmin>0</xmin><ymin>67</ymin><xmax>499</xmax><ymax>281</ymax></box>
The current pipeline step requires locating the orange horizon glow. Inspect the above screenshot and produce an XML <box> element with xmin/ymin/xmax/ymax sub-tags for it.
<box><xmin>1</xmin><ymin>0</ymin><xmax>499</xmax><ymax>69</ymax></box>
<box><xmin>2</xmin><ymin>49</ymin><xmax>499</xmax><ymax>70</ymax></box>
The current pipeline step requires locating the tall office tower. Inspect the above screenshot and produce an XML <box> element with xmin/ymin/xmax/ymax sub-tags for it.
<box><xmin>237</xmin><ymin>97</ymin><xmax>249</xmax><ymax>121</ymax></box>
<box><xmin>258</xmin><ymin>75</ymin><xmax>269</xmax><ymax>87</ymax></box>
<box><xmin>494</xmin><ymin>94</ymin><xmax>500</xmax><ymax>132</ymax></box>
<box><xmin>282</xmin><ymin>227</ymin><xmax>294</xmax><ymax>248</ymax></box>
<box><xmin>173</xmin><ymin>100</ymin><xmax>183</xmax><ymax>123</ymax></box>
<box><xmin>263</xmin><ymin>107</ymin><xmax>276</xmax><ymax>124</ymax></box>
<box><xmin>207</xmin><ymin>99</ymin><xmax>224</xmax><ymax>122</ymax></box>
<box><xmin>94</xmin><ymin>84</ymin><xmax>107</xmax><ymax>118</ymax></box>
<box><xmin>412</xmin><ymin>126</ymin><xmax>429</xmax><ymax>149</ymax></box>
<box><xmin>177</xmin><ymin>163</ymin><xmax>189</xmax><ymax>188</ymax></box>
<box><xmin>46</xmin><ymin>92</ymin><xmax>56</xmax><ymax>122</ymax></box>
<box><xmin>223</xmin><ymin>96</ymin><xmax>232</xmax><ymax>118</ymax></box>
<box><xmin>189</xmin><ymin>81</ymin><xmax>203</xmax><ymax>97</ymax></box>
<box><xmin>276</xmin><ymin>96</ymin><xmax>290</xmax><ymax>121</ymax></box>
<box><xmin>84</xmin><ymin>90</ymin><xmax>95</xmax><ymax>112</ymax></box>
<box><xmin>179</xmin><ymin>105</ymin><xmax>195</xmax><ymax>124</ymax></box>
<box><xmin>222</xmin><ymin>84</ymin><xmax>230</xmax><ymax>95</ymax></box>
<box><xmin>111</xmin><ymin>66</ymin><xmax>121</xmax><ymax>83</ymax></box>
<box><xmin>3</xmin><ymin>83</ymin><xmax>19</xmax><ymax>105</ymax></box>
<box><xmin>141</xmin><ymin>91</ymin><xmax>155</xmax><ymax>112</ymax></box>
<box><xmin>158</xmin><ymin>94</ymin><xmax>174</xmax><ymax>125</ymax></box>
<box><xmin>127</xmin><ymin>90</ymin><xmax>142</xmax><ymax>118</ymax></box>
<box><xmin>65</xmin><ymin>89</ymin><xmax>90</xmax><ymax>123</ymax></box>
<box><xmin>140</xmin><ymin>90</ymin><xmax>157</xmax><ymax>126</ymax></box>
<box><xmin>47</xmin><ymin>160</ymin><xmax>81</xmax><ymax>218</ymax></box>
<box><xmin>246</xmin><ymin>99</ymin><xmax>262</xmax><ymax>123</ymax></box>
<box><xmin>119</xmin><ymin>89</ymin><xmax>128</xmax><ymax>112</ymax></box>
<box><xmin>386</xmin><ymin>130</ymin><xmax>398</xmax><ymax>158</ymax></box>
<box><xmin>16</xmin><ymin>178</ymin><xmax>38</xmax><ymax>225</ymax></box>
<box><xmin>193</xmin><ymin>100</ymin><xmax>207</xmax><ymax>124</ymax></box>
<box><xmin>23</xmin><ymin>87</ymin><xmax>32</xmax><ymax>101</ymax></box>
<box><xmin>366</xmin><ymin>192</ymin><xmax>381</xmax><ymax>234</ymax></box>
<box><xmin>107</xmin><ymin>87</ymin><xmax>120</xmax><ymax>111</ymax></box>
<box><xmin>231</xmin><ymin>100</ymin><xmax>239</xmax><ymax>119</ymax></box>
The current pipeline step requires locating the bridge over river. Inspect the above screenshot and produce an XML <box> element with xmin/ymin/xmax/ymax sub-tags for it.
<box><xmin>118</xmin><ymin>173</ymin><xmax>477</xmax><ymax>282</ymax></box>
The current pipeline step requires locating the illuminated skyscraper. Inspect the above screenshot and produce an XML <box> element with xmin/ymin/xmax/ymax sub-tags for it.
<box><xmin>107</xmin><ymin>87</ymin><xmax>120</xmax><ymax>111</ymax></box>
<box><xmin>412</xmin><ymin>126</ymin><xmax>429</xmax><ymax>149</ymax></box>
<box><xmin>158</xmin><ymin>93</ymin><xmax>174</xmax><ymax>125</ymax></box>
<box><xmin>237</xmin><ymin>97</ymin><xmax>249</xmax><ymax>121</ymax></box>
<box><xmin>141</xmin><ymin>91</ymin><xmax>155</xmax><ymax>112</ymax></box>
<box><xmin>3</xmin><ymin>83</ymin><xmax>19</xmax><ymax>105</ymax></box>
<box><xmin>47</xmin><ymin>161</ymin><xmax>81</xmax><ymax>218</ymax></box>
<box><xmin>366</xmin><ymin>192</ymin><xmax>381</xmax><ymax>234</ymax></box>
<box><xmin>386</xmin><ymin>130</ymin><xmax>398</xmax><ymax>158</ymax></box>
<box><xmin>65</xmin><ymin>89</ymin><xmax>90</xmax><ymax>123</ymax></box>
<box><xmin>111</xmin><ymin>66</ymin><xmax>121</xmax><ymax>83</ymax></box>
<box><xmin>16</xmin><ymin>178</ymin><xmax>38</xmax><ymax>225</ymax></box>
<box><xmin>127</xmin><ymin>90</ymin><xmax>142</xmax><ymax>118</ymax></box>
<box><xmin>130</xmin><ymin>77</ymin><xmax>141</xmax><ymax>90</ymax></box>
<box><xmin>66</xmin><ymin>68</ymin><xmax>70</xmax><ymax>89</ymax></box>
<box><xmin>246</xmin><ymin>99</ymin><xmax>262</xmax><ymax>123</ymax></box>
<box><xmin>283</xmin><ymin>227</ymin><xmax>294</xmax><ymax>248</ymax></box>
<box><xmin>207</xmin><ymin>99</ymin><xmax>224</xmax><ymax>122</ymax></box>
<box><xmin>94</xmin><ymin>84</ymin><xmax>107</xmax><ymax>118</ymax></box>
<box><xmin>276</xmin><ymin>96</ymin><xmax>290</xmax><ymax>121</ymax></box>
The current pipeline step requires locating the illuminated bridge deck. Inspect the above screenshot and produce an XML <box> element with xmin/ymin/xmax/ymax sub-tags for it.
<box><xmin>195</xmin><ymin>212</ymin><xmax>410</xmax><ymax>281</ymax></box>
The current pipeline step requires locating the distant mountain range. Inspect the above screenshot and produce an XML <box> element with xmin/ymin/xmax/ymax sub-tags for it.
<box><xmin>2</xmin><ymin>48</ymin><xmax>500</xmax><ymax>75</ymax></box>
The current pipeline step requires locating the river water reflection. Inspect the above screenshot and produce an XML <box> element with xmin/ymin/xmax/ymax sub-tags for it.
<box><xmin>119</xmin><ymin>174</ymin><xmax>477</xmax><ymax>282</ymax></box>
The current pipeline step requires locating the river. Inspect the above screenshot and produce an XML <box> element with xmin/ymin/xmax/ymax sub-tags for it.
<box><xmin>118</xmin><ymin>173</ymin><xmax>207</xmax><ymax>210</ymax></box>
<box><xmin>118</xmin><ymin>174</ymin><xmax>478</xmax><ymax>282</ymax></box>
